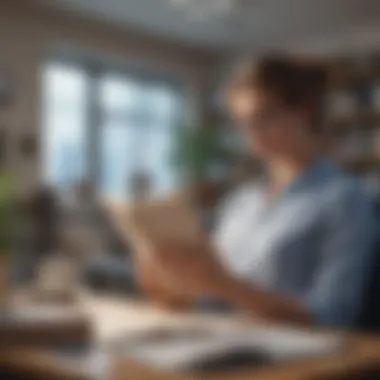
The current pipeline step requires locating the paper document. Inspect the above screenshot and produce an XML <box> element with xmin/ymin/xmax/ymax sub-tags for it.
<box><xmin>108</xmin><ymin>195</ymin><xmax>206</xmax><ymax>258</ymax></box>
<box><xmin>112</xmin><ymin>325</ymin><xmax>344</xmax><ymax>372</ymax></box>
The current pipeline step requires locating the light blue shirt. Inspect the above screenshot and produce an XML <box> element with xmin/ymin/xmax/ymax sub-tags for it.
<box><xmin>214</xmin><ymin>159</ymin><xmax>377</xmax><ymax>327</ymax></box>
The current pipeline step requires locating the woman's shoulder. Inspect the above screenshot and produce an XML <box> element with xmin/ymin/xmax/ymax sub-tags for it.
<box><xmin>321</xmin><ymin>165</ymin><xmax>375</xmax><ymax>216</ymax></box>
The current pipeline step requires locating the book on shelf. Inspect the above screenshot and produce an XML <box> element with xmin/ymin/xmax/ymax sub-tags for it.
<box><xmin>337</xmin><ymin>129</ymin><xmax>372</xmax><ymax>160</ymax></box>
<box><xmin>372</xmin><ymin>81</ymin><xmax>380</xmax><ymax>112</ymax></box>
<box><xmin>327</xmin><ymin>90</ymin><xmax>357</xmax><ymax>120</ymax></box>
<box><xmin>371</xmin><ymin>128</ymin><xmax>380</xmax><ymax>158</ymax></box>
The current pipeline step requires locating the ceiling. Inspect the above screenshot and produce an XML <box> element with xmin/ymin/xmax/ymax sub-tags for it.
<box><xmin>42</xmin><ymin>0</ymin><xmax>380</xmax><ymax>53</ymax></box>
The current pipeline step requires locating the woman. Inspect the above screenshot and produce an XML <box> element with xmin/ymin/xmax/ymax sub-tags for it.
<box><xmin>136</xmin><ymin>56</ymin><xmax>377</xmax><ymax>327</ymax></box>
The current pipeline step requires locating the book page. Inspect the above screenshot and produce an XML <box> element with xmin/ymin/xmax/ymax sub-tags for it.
<box><xmin>122</xmin><ymin>195</ymin><xmax>206</xmax><ymax>259</ymax></box>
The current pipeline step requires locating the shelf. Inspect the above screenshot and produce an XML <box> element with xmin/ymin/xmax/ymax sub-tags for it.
<box><xmin>327</xmin><ymin>64</ymin><xmax>380</xmax><ymax>90</ymax></box>
<box><xmin>339</xmin><ymin>156</ymin><xmax>380</xmax><ymax>172</ymax></box>
<box><xmin>329</xmin><ymin>111</ymin><xmax>380</xmax><ymax>134</ymax></box>
<box><xmin>327</xmin><ymin>62</ymin><xmax>357</xmax><ymax>89</ymax></box>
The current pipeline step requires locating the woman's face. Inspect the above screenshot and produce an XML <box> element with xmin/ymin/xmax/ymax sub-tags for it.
<box><xmin>230</xmin><ymin>89</ymin><xmax>310</xmax><ymax>160</ymax></box>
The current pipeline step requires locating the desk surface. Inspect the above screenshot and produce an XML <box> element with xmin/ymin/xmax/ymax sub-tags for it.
<box><xmin>2</xmin><ymin>293</ymin><xmax>380</xmax><ymax>380</ymax></box>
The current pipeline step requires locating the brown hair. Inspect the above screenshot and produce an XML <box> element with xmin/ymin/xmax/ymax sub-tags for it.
<box><xmin>226</xmin><ymin>55</ymin><xmax>328</xmax><ymax>130</ymax></box>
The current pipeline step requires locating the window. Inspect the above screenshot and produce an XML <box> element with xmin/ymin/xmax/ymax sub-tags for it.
<box><xmin>42</xmin><ymin>60</ymin><xmax>181</xmax><ymax>200</ymax></box>
<box><xmin>42</xmin><ymin>63</ymin><xmax>88</xmax><ymax>189</ymax></box>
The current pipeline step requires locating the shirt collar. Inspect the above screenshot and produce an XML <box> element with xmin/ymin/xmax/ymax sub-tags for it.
<box><xmin>282</xmin><ymin>158</ymin><xmax>337</xmax><ymax>196</ymax></box>
<box><xmin>259</xmin><ymin>157</ymin><xmax>338</xmax><ymax>201</ymax></box>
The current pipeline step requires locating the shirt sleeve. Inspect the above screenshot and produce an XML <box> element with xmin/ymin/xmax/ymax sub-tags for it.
<box><xmin>303</xmin><ymin>185</ymin><xmax>377</xmax><ymax>327</ymax></box>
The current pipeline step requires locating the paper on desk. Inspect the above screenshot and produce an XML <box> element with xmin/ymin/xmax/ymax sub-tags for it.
<box><xmin>120</xmin><ymin>326</ymin><xmax>344</xmax><ymax>371</ymax></box>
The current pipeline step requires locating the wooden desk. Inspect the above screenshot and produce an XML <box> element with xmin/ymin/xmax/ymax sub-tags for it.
<box><xmin>2</xmin><ymin>294</ymin><xmax>380</xmax><ymax>380</ymax></box>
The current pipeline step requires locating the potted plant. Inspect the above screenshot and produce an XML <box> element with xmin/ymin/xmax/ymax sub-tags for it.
<box><xmin>170</xmin><ymin>123</ymin><xmax>231</xmax><ymax>207</ymax></box>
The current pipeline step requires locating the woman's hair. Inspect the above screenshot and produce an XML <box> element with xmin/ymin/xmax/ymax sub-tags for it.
<box><xmin>226</xmin><ymin>55</ymin><xmax>329</xmax><ymax>130</ymax></box>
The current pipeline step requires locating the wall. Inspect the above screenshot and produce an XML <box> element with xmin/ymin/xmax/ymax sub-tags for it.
<box><xmin>0</xmin><ymin>1</ymin><xmax>221</xmax><ymax>196</ymax></box>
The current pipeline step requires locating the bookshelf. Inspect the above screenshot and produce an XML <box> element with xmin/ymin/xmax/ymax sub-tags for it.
<box><xmin>326</xmin><ymin>55</ymin><xmax>380</xmax><ymax>195</ymax></box>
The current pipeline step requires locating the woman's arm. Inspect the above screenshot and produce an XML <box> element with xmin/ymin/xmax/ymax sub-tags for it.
<box><xmin>212</xmin><ymin>275</ymin><xmax>312</xmax><ymax>325</ymax></box>
<box><xmin>153</xmin><ymin>241</ymin><xmax>312</xmax><ymax>324</ymax></box>
<box><xmin>134</xmin><ymin>255</ymin><xmax>191</xmax><ymax>310</ymax></box>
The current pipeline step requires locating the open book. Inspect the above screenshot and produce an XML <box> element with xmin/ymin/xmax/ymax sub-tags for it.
<box><xmin>103</xmin><ymin>194</ymin><xmax>206</xmax><ymax>259</ymax></box>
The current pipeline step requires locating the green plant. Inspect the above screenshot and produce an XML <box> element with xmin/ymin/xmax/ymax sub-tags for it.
<box><xmin>170</xmin><ymin>124</ymin><xmax>230</xmax><ymax>184</ymax></box>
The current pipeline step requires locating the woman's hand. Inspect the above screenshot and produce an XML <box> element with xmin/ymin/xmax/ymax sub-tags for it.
<box><xmin>152</xmin><ymin>240</ymin><xmax>231</xmax><ymax>297</ymax></box>
<box><xmin>134</xmin><ymin>254</ymin><xmax>190</xmax><ymax>310</ymax></box>
<box><xmin>134</xmin><ymin>255</ymin><xmax>161</xmax><ymax>297</ymax></box>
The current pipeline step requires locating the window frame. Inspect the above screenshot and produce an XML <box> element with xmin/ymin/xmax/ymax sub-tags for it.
<box><xmin>42</xmin><ymin>52</ymin><xmax>188</xmax><ymax>198</ymax></box>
